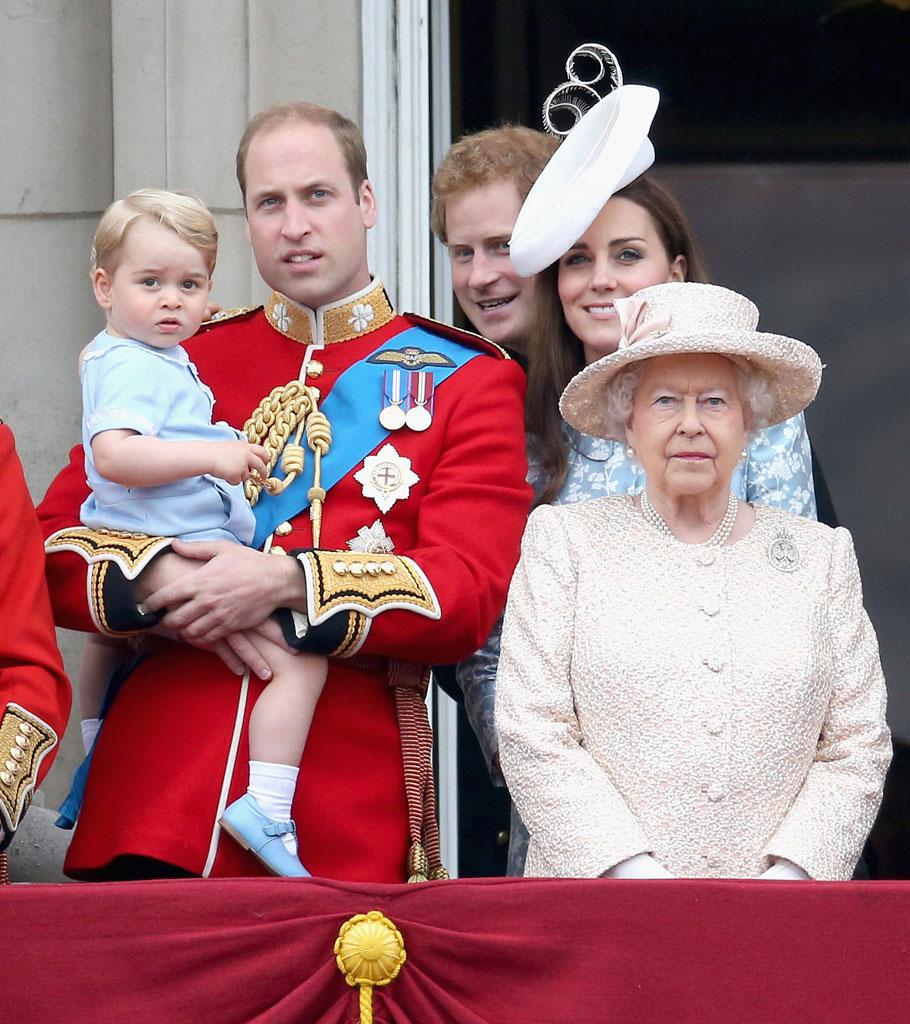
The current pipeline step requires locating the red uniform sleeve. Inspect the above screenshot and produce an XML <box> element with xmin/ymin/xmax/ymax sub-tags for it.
<box><xmin>0</xmin><ymin>425</ymin><xmax>72</xmax><ymax>844</ymax></box>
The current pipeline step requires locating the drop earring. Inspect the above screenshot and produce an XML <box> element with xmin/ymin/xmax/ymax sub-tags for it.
<box><xmin>626</xmin><ymin>446</ymin><xmax>635</xmax><ymax>460</ymax></box>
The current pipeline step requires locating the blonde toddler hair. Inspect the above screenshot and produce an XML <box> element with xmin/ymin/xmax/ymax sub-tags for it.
<box><xmin>92</xmin><ymin>188</ymin><xmax>218</xmax><ymax>275</ymax></box>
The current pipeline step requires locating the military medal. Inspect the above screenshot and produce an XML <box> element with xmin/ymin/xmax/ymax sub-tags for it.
<box><xmin>354</xmin><ymin>443</ymin><xmax>420</xmax><ymax>514</ymax></box>
<box><xmin>768</xmin><ymin>529</ymin><xmax>800</xmax><ymax>573</ymax></box>
<box><xmin>379</xmin><ymin>369</ymin><xmax>406</xmax><ymax>430</ymax></box>
<box><xmin>405</xmin><ymin>371</ymin><xmax>434</xmax><ymax>432</ymax></box>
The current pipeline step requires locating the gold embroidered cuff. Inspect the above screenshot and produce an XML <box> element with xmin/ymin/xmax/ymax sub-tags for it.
<box><xmin>297</xmin><ymin>551</ymin><xmax>441</xmax><ymax>625</ymax></box>
<box><xmin>0</xmin><ymin>704</ymin><xmax>57</xmax><ymax>835</ymax></box>
<box><xmin>45</xmin><ymin>526</ymin><xmax>172</xmax><ymax>581</ymax></box>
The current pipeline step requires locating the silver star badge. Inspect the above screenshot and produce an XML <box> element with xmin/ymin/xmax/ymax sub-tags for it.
<box><xmin>347</xmin><ymin>519</ymin><xmax>395</xmax><ymax>554</ymax></box>
<box><xmin>354</xmin><ymin>443</ymin><xmax>419</xmax><ymax>514</ymax></box>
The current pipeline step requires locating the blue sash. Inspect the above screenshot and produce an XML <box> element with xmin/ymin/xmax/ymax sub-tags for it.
<box><xmin>251</xmin><ymin>326</ymin><xmax>481</xmax><ymax>546</ymax></box>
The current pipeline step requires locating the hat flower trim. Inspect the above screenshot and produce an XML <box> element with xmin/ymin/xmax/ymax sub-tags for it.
<box><xmin>616</xmin><ymin>294</ymin><xmax>671</xmax><ymax>350</ymax></box>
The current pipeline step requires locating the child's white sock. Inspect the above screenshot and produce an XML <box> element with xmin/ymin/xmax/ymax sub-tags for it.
<box><xmin>248</xmin><ymin>760</ymin><xmax>300</xmax><ymax>854</ymax></box>
<box><xmin>80</xmin><ymin>718</ymin><xmax>102</xmax><ymax>755</ymax></box>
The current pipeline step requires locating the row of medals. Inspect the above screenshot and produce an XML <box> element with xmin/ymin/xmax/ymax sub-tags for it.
<box><xmin>379</xmin><ymin>368</ymin><xmax>434</xmax><ymax>432</ymax></box>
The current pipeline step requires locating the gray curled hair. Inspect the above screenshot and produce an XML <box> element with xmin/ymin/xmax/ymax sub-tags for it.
<box><xmin>603</xmin><ymin>359</ymin><xmax>775</xmax><ymax>441</ymax></box>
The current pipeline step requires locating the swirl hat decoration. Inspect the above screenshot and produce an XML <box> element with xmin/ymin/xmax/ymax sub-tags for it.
<box><xmin>509</xmin><ymin>43</ymin><xmax>660</xmax><ymax>277</ymax></box>
<box><xmin>559</xmin><ymin>282</ymin><xmax>824</xmax><ymax>441</ymax></box>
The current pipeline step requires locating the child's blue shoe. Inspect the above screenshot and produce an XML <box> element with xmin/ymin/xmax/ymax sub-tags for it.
<box><xmin>219</xmin><ymin>794</ymin><xmax>310</xmax><ymax>878</ymax></box>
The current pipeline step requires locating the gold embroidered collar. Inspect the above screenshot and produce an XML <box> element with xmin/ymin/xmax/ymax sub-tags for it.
<box><xmin>264</xmin><ymin>279</ymin><xmax>395</xmax><ymax>346</ymax></box>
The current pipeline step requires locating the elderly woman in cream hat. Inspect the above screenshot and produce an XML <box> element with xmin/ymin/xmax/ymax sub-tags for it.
<box><xmin>495</xmin><ymin>281</ymin><xmax>890</xmax><ymax>881</ymax></box>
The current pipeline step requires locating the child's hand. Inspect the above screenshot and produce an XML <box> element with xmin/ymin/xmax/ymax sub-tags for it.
<box><xmin>209</xmin><ymin>441</ymin><xmax>270</xmax><ymax>485</ymax></box>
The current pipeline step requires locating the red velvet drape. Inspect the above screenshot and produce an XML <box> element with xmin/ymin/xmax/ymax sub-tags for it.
<box><xmin>6</xmin><ymin>876</ymin><xmax>910</xmax><ymax>1023</ymax></box>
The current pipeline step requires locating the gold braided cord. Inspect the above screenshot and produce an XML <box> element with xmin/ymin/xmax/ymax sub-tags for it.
<box><xmin>305</xmin><ymin>409</ymin><xmax>331</xmax><ymax>546</ymax></box>
<box><xmin>242</xmin><ymin>380</ymin><xmax>332</xmax><ymax>545</ymax></box>
<box><xmin>359</xmin><ymin>985</ymin><xmax>373</xmax><ymax>1024</ymax></box>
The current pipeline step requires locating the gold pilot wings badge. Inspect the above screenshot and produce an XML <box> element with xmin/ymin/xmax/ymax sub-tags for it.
<box><xmin>367</xmin><ymin>346</ymin><xmax>455</xmax><ymax>369</ymax></box>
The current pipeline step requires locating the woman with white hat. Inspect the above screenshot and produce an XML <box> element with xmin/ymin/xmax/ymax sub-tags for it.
<box><xmin>509</xmin><ymin>48</ymin><xmax>817</xmax><ymax>516</ymax></box>
<box><xmin>495</xmin><ymin>281</ymin><xmax>890</xmax><ymax>879</ymax></box>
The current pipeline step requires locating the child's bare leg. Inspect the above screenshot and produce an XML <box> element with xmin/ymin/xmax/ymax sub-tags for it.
<box><xmin>248</xmin><ymin>642</ymin><xmax>327</xmax><ymax>765</ymax></box>
<box><xmin>79</xmin><ymin>635</ymin><xmax>131</xmax><ymax>753</ymax></box>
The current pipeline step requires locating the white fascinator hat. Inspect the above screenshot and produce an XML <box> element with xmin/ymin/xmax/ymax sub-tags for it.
<box><xmin>509</xmin><ymin>43</ymin><xmax>660</xmax><ymax>278</ymax></box>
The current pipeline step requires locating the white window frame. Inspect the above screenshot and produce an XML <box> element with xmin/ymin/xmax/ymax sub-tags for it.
<box><xmin>362</xmin><ymin>0</ymin><xmax>460</xmax><ymax>874</ymax></box>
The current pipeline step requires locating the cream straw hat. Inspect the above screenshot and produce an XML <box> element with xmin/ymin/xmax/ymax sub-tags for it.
<box><xmin>509</xmin><ymin>44</ymin><xmax>659</xmax><ymax>278</ymax></box>
<box><xmin>559</xmin><ymin>282</ymin><xmax>823</xmax><ymax>441</ymax></box>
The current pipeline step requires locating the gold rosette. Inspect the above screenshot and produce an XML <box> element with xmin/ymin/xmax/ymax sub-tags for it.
<box><xmin>334</xmin><ymin>911</ymin><xmax>406</xmax><ymax>1024</ymax></box>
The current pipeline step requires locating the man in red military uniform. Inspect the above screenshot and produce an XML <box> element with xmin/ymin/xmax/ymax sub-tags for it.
<box><xmin>0</xmin><ymin>424</ymin><xmax>71</xmax><ymax>855</ymax></box>
<box><xmin>38</xmin><ymin>102</ymin><xmax>530</xmax><ymax>881</ymax></box>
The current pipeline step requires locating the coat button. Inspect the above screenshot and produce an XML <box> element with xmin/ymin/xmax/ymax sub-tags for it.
<box><xmin>306</xmin><ymin>360</ymin><xmax>324</xmax><ymax>378</ymax></box>
<box><xmin>696</xmin><ymin>550</ymin><xmax>716</xmax><ymax>567</ymax></box>
<box><xmin>708</xmin><ymin>785</ymin><xmax>725</xmax><ymax>803</ymax></box>
<box><xmin>700</xmin><ymin>598</ymin><xmax>720</xmax><ymax>617</ymax></box>
<box><xmin>702</xmin><ymin>657</ymin><xmax>724</xmax><ymax>673</ymax></box>
<box><xmin>706</xmin><ymin>718</ymin><xmax>724</xmax><ymax>736</ymax></box>
<box><xmin>274</xmin><ymin>521</ymin><xmax>293</xmax><ymax>536</ymax></box>
<box><xmin>269</xmin><ymin>546</ymin><xmax>287</xmax><ymax>556</ymax></box>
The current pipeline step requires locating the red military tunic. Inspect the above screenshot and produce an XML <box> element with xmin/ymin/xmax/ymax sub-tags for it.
<box><xmin>39</xmin><ymin>280</ymin><xmax>530</xmax><ymax>880</ymax></box>
<box><xmin>0</xmin><ymin>424</ymin><xmax>71</xmax><ymax>850</ymax></box>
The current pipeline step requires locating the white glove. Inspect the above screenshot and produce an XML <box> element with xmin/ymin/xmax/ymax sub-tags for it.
<box><xmin>605</xmin><ymin>853</ymin><xmax>675</xmax><ymax>879</ymax></box>
<box><xmin>760</xmin><ymin>857</ymin><xmax>810</xmax><ymax>881</ymax></box>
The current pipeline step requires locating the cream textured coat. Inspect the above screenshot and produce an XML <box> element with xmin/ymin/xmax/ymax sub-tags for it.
<box><xmin>496</xmin><ymin>498</ymin><xmax>891</xmax><ymax>880</ymax></box>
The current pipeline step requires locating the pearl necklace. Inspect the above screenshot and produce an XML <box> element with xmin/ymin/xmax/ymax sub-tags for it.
<box><xmin>639</xmin><ymin>490</ymin><xmax>739</xmax><ymax>547</ymax></box>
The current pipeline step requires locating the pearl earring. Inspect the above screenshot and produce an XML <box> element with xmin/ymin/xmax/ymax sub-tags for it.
<box><xmin>626</xmin><ymin>446</ymin><xmax>635</xmax><ymax>459</ymax></box>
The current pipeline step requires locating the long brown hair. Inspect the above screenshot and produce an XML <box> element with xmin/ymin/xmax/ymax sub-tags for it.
<box><xmin>525</xmin><ymin>176</ymin><xmax>709</xmax><ymax>505</ymax></box>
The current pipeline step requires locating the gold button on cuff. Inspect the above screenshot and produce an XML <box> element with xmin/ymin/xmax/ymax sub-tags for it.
<box><xmin>0</xmin><ymin>771</ymin><xmax>12</xmax><ymax>786</ymax></box>
<box><xmin>5</xmin><ymin>760</ymin><xmax>18</xmax><ymax>774</ymax></box>
<box><xmin>15</xmin><ymin>733</ymin><xmax>28</xmax><ymax>748</ymax></box>
<box><xmin>306</xmin><ymin>360</ymin><xmax>324</xmax><ymax>378</ymax></box>
<box><xmin>19</xmin><ymin>723</ymin><xmax>32</xmax><ymax>735</ymax></box>
<box><xmin>333</xmin><ymin>560</ymin><xmax>349</xmax><ymax>575</ymax></box>
<box><xmin>275</xmin><ymin>521</ymin><xmax>293</xmax><ymax>537</ymax></box>
<box><xmin>381</xmin><ymin>561</ymin><xmax>396</xmax><ymax>575</ymax></box>
<box><xmin>366</xmin><ymin>562</ymin><xmax>381</xmax><ymax>576</ymax></box>
<box><xmin>349</xmin><ymin>563</ymin><xmax>366</xmax><ymax>577</ymax></box>
<box><xmin>10</xmin><ymin>746</ymin><xmax>23</xmax><ymax>761</ymax></box>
